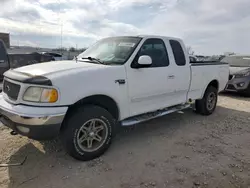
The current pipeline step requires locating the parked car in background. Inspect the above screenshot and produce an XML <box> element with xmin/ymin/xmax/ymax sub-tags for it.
<box><xmin>0</xmin><ymin>40</ymin><xmax>54</xmax><ymax>83</ymax></box>
<box><xmin>40</xmin><ymin>52</ymin><xmax>64</xmax><ymax>61</ymax></box>
<box><xmin>189</xmin><ymin>55</ymin><xmax>197</xmax><ymax>62</ymax></box>
<box><xmin>222</xmin><ymin>55</ymin><xmax>250</xmax><ymax>96</ymax></box>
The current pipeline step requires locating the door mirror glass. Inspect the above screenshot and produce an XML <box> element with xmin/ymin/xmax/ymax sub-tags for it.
<box><xmin>138</xmin><ymin>55</ymin><xmax>152</xmax><ymax>66</ymax></box>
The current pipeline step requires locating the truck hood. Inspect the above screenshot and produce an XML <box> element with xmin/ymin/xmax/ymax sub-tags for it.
<box><xmin>4</xmin><ymin>60</ymin><xmax>126</xmax><ymax>87</ymax></box>
<box><xmin>14</xmin><ymin>60</ymin><xmax>107</xmax><ymax>76</ymax></box>
<box><xmin>229</xmin><ymin>66</ymin><xmax>250</xmax><ymax>75</ymax></box>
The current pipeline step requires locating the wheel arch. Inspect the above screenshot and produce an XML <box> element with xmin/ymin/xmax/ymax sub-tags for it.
<box><xmin>63</xmin><ymin>94</ymin><xmax>120</xmax><ymax>123</ymax></box>
<box><xmin>201</xmin><ymin>79</ymin><xmax>219</xmax><ymax>98</ymax></box>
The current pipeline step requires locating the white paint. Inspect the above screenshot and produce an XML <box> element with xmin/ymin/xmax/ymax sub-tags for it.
<box><xmin>0</xmin><ymin>94</ymin><xmax>67</xmax><ymax>117</ymax></box>
<box><xmin>1</xmin><ymin>35</ymin><xmax>229</xmax><ymax>121</ymax></box>
<box><xmin>138</xmin><ymin>55</ymin><xmax>152</xmax><ymax>65</ymax></box>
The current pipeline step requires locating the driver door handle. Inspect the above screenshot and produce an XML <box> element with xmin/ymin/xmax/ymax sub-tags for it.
<box><xmin>168</xmin><ymin>75</ymin><xmax>175</xmax><ymax>79</ymax></box>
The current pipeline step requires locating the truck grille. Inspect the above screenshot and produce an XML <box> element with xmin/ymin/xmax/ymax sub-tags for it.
<box><xmin>3</xmin><ymin>80</ymin><xmax>21</xmax><ymax>100</ymax></box>
<box><xmin>226</xmin><ymin>84</ymin><xmax>236</xmax><ymax>91</ymax></box>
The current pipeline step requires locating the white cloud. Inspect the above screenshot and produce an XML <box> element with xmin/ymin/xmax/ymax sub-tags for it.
<box><xmin>0</xmin><ymin>0</ymin><xmax>249</xmax><ymax>54</ymax></box>
<box><xmin>0</xmin><ymin>0</ymin><xmax>143</xmax><ymax>40</ymax></box>
<box><xmin>12</xmin><ymin>39</ymin><xmax>38</xmax><ymax>47</ymax></box>
<box><xmin>146</xmin><ymin>0</ymin><xmax>250</xmax><ymax>54</ymax></box>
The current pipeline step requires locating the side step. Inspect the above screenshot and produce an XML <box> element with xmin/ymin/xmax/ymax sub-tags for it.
<box><xmin>121</xmin><ymin>104</ymin><xmax>191</xmax><ymax>126</ymax></box>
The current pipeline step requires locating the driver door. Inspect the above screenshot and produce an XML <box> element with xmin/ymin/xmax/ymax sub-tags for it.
<box><xmin>126</xmin><ymin>38</ymin><xmax>176</xmax><ymax>116</ymax></box>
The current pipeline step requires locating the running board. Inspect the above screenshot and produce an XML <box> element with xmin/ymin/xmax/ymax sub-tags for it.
<box><xmin>121</xmin><ymin>104</ymin><xmax>191</xmax><ymax>126</ymax></box>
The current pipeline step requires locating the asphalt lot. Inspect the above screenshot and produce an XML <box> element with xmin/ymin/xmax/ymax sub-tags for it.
<box><xmin>0</xmin><ymin>93</ymin><xmax>249</xmax><ymax>188</ymax></box>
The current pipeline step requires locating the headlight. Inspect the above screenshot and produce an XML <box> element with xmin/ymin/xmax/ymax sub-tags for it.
<box><xmin>235</xmin><ymin>71</ymin><xmax>250</xmax><ymax>78</ymax></box>
<box><xmin>23</xmin><ymin>87</ymin><xmax>58</xmax><ymax>103</ymax></box>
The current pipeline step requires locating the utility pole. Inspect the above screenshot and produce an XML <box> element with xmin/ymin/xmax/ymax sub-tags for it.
<box><xmin>61</xmin><ymin>21</ymin><xmax>63</xmax><ymax>55</ymax></box>
<box><xmin>57</xmin><ymin>0</ymin><xmax>63</xmax><ymax>55</ymax></box>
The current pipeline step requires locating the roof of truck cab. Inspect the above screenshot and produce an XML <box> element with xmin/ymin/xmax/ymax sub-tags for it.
<box><xmin>137</xmin><ymin>35</ymin><xmax>182</xmax><ymax>41</ymax></box>
<box><xmin>103</xmin><ymin>35</ymin><xmax>182</xmax><ymax>41</ymax></box>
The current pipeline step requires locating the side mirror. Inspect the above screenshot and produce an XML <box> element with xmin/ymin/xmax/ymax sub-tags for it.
<box><xmin>138</xmin><ymin>55</ymin><xmax>152</xmax><ymax>66</ymax></box>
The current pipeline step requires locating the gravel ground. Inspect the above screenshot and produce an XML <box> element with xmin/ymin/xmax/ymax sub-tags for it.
<box><xmin>0</xmin><ymin>94</ymin><xmax>249</xmax><ymax>188</ymax></box>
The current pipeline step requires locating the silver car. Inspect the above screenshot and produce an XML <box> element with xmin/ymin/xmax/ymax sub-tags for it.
<box><xmin>222</xmin><ymin>55</ymin><xmax>250</xmax><ymax>96</ymax></box>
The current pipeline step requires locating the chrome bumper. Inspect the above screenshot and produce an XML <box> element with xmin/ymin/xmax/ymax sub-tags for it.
<box><xmin>0</xmin><ymin>108</ymin><xmax>66</xmax><ymax>126</ymax></box>
<box><xmin>0</xmin><ymin>95</ymin><xmax>68</xmax><ymax>140</ymax></box>
<box><xmin>0</xmin><ymin>94</ymin><xmax>68</xmax><ymax>126</ymax></box>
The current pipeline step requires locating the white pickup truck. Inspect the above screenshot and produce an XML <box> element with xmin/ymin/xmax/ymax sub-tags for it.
<box><xmin>0</xmin><ymin>35</ymin><xmax>229</xmax><ymax>161</ymax></box>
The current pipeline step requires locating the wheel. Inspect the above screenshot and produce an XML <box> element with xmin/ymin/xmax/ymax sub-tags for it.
<box><xmin>195</xmin><ymin>86</ymin><xmax>218</xmax><ymax>115</ymax></box>
<box><xmin>61</xmin><ymin>105</ymin><xmax>115</xmax><ymax>161</ymax></box>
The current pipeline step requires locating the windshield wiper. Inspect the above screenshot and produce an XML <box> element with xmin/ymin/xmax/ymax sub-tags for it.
<box><xmin>81</xmin><ymin>57</ymin><xmax>106</xmax><ymax>65</ymax></box>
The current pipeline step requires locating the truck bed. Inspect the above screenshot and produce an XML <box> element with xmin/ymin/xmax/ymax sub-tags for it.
<box><xmin>188</xmin><ymin>62</ymin><xmax>229</xmax><ymax>100</ymax></box>
<box><xmin>190</xmin><ymin>61</ymin><xmax>228</xmax><ymax>66</ymax></box>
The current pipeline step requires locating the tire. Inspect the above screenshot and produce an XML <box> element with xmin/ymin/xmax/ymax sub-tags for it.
<box><xmin>61</xmin><ymin>105</ymin><xmax>115</xmax><ymax>161</ymax></box>
<box><xmin>195</xmin><ymin>86</ymin><xmax>218</xmax><ymax>115</ymax></box>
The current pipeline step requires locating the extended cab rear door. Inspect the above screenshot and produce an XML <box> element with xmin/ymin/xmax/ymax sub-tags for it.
<box><xmin>168</xmin><ymin>39</ymin><xmax>191</xmax><ymax>104</ymax></box>
<box><xmin>125</xmin><ymin>37</ymin><xmax>189</xmax><ymax>117</ymax></box>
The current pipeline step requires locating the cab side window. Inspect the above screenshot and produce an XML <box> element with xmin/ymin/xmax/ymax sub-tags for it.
<box><xmin>132</xmin><ymin>38</ymin><xmax>169</xmax><ymax>68</ymax></box>
<box><xmin>170</xmin><ymin>40</ymin><xmax>186</xmax><ymax>66</ymax></box>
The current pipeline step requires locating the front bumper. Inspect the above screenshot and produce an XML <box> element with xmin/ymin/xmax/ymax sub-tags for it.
<box><xmin>0</xmin><ymin>95</ymin><xmax>68</xmax><ymax>140</ymax></box>
<box><xmin>225</xmin><ymin>76</ymin><xmax>250</xmax><ymax>93</ymax></box>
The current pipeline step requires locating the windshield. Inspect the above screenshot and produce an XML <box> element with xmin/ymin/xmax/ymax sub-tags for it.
<box><xmin>221</xmin><ymin>56</ymin><xmax>250</xmax><ymax>67</ymax></box>
<box><xmin>77</xmin><ymin>37</ymin><xmax>142</xmax><ymax>65</ymax></box>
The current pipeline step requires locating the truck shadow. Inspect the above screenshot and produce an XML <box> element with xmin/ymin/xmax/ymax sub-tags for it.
<box><xmin>6</xmin><ymin>106</ymin><xmax>250</xmax><ymax>188</ymax></box>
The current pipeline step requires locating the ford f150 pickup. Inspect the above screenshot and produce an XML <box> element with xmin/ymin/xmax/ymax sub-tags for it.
<box><xmin>0</xmin><ymin>35</ymin><xmax>229</xmax><ymax>161</ymax></box>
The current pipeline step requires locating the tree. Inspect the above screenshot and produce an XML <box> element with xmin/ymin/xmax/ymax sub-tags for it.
<box><xmin>224</xmin><ymin>52</ymin><xmax>236</xmax><ymax>56</ymax></box>
<box><xmin>52</xmin><ymin>47</ymin><xmax>67</xmax><ymax>52</ymax></box>
<box><xmin>69</xmin><ymin>47</ymin><xmax>76</xmax><ymax>52</ymax></box>
<box><xmin>78</xmin><ymin>48</ymin><xmax>87</xmax><ymax>52</ymax></box>
<box><xmin>186</xmin><ymin>46</ymin><xmax>195</xmax><ymax>55</ymax></box>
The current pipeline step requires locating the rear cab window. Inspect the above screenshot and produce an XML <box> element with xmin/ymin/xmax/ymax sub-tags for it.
<box><xmin>170</xmin><ymin>40</ymin><xmax>186</xmax><ymax>66</ymax></box>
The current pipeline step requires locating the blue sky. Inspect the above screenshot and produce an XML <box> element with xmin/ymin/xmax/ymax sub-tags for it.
<box><xmin>0</xmin><ymin>0</ymin><xmax>250</xmax><ymax>55</ymax></box>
